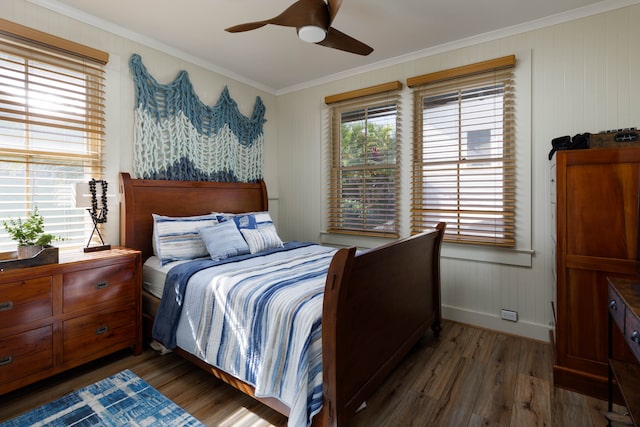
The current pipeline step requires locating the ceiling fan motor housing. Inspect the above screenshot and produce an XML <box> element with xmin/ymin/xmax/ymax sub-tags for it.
<box><xmin>297</xmin><ymin>25</ymin><xmax>327</xmax><ymax>42</ymax></box>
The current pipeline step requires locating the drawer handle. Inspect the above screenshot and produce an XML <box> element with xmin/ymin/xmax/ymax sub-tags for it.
<box><xmin>0</xmin><ymin>356</ymin><xmax>13</xmax><ymax>366</ymax></box>
<box><xmin>632</xmin><ymin>330</ymin><xmax>640</xmax><ymax>345</ymax></box>
<box><xmin>95</xmin><ymin>281</ymin><xmax>108</xmax><ymax>290</ymax></box>
<box><xmin>96</xmin><ymin>325</ymin><xmax>109</xmax><ymax>335</ymax></box>
<box><xmin>609</xmin><ymin>300</ymin><xmax>617</xmax><ymax>311</ymax></box>
<box><xmin>0</xmin><ymin>301</ymin><xmax>13</xmax><ymax>312</ymax></box>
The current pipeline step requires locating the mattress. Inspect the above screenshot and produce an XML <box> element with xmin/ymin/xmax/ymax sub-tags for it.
<box><xmin>142</xmin><ymin>256</ymin><xmax>188</xmax><ymax>298</ymax></box>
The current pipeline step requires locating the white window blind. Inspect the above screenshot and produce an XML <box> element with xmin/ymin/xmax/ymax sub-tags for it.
<box><xmin>410</xmin><ymin>56</ymin><xmax>516</xmax><ymax>246</ymax></box>
<box><xmin>326</xmin><ymin>82</ymin><xmax>402</xmax><ymax>237</ymax></box>
<box><xmin>0</xmin><ymin>19</ymin><xmax>108</xmax><ymax>252</ymax></box>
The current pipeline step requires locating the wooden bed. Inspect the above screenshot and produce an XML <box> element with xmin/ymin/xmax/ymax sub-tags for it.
<box><xmin>119</xmin><ymin>172</ymin><xmax>445</xmax><ymax>427</ymax></box>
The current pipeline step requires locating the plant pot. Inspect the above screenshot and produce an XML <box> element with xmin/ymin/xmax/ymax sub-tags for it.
<box><xmin>17</xmin><ymin>245</ymin><xmax>44</xmax><ymax>259</ymax></box>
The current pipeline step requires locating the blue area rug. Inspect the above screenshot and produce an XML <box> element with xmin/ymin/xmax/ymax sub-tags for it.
<box><xmin>0</xmin><ymin>369</ymin><xmax>205</xmax><ymax>426</ymax></box>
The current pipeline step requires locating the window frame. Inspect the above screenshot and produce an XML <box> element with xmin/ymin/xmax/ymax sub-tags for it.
<box><xmin>325</xmin><ymin>82</ymin><xmax>402</xmax><ymax>238</ymax></box>
<box><xmin>0</xmin><ymin>19</ymin><xmax>108</xmax><ymax>252</ymax></box>
<box><xmin>409</xmin><ymin>56</ymin><xmax>517</xmax><ymax>248</ymax></box>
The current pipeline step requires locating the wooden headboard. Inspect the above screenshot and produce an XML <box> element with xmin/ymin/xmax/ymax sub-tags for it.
<box><xmin>119</xmin><ymin>172</ymin><xmax>268</xmax><ymax>262</ymax></box>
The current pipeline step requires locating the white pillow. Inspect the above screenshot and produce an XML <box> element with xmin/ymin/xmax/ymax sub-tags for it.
<box><xmin>153</xmin><ymin>213</ymin><xmax>218</xmax><ymax>265</ymax></box>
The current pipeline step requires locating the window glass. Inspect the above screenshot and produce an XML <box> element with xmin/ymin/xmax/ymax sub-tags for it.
<box><xmin>0</xmin><ymin>23</ymin><xmax>106</xmax><ymax>251</ymax></box>
<box><xmin>329</xmin><ymin>93</ymin><xmax>400</xmax><ymax>237</ymax></box>
<box><xmin>411</xmin><ymin>60</ymin><xmax>515</xmax><ymax>246</ymax></box>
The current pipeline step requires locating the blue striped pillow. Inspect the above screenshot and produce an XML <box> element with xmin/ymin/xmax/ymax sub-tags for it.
<box><xmin>198</xmin><ymin>221</ymin><xmax>250</xmax><ymax>261</ymax></box>
<box><xmin>231</xmin><ymin>211</ymin><xmax>274</xmax><ymax>229</ymax></box>
<box><xmin>153</xmin><ymin>213</ymin><xmax>218</xmax><ymax>265</ymax></box>
<box><xmin>216</xmin><ymin>211</ymin><xmax>284</xmax><ymax>254</ymax></box>
<box><xmin>240</xmin><ymin>224</ymin><xmax>284</xmax><ymax>254</ymax></box>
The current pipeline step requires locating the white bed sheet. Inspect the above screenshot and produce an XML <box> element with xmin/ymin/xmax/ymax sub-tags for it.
<box><xmin>142</xmin><ymin>256</ymin><xmax>188</xmax><ymax>298</ymax></box>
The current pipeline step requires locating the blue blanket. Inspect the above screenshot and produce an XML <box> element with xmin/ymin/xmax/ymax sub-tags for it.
<box><xmin>151</xmin><ymin>242</ymin><xmax>337</xmax><ymax>427</ymax></box>
<box><xmin>152</xmin><ymin>241</ymin><xmax>314</xmax><ymax>349</ymax></box>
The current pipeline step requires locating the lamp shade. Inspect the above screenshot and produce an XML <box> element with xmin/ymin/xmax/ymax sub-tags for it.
<box><xmin>72</xmin><ymin>182</ymin><xmax>93</xmax><ymax>208</ymax></box>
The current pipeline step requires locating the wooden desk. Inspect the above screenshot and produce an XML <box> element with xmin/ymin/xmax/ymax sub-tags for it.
<box><xmin>607</xmin><ymin>277</ymin><xmax>640</xmax><ymax>426</ymax></box>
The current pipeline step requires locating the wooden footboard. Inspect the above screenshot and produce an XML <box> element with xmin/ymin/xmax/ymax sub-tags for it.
<box><xmin>317</xmin><ymin>223</ymin><xmax>445</xmax><ymax>427</ymax></box>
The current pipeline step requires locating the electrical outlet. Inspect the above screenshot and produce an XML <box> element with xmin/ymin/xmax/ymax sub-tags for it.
<box><xmin>500</xmin><ymin>309</ymin><xmax>518</xmax><ymax>322</ymax></box>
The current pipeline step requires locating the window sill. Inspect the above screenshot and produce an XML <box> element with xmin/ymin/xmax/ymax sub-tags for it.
<box><xmin>319</xmin><ymin>231</ymin><xmax>534</xmax><ymax>267</ymax></box>
<box><xmin>320</xmin><ymin>232</ymin><xmax>394</xmax><ymax>250</ymax></box>
<box><xmin>442</xmin><ymin>242</ymin><xmax>533</xmax><ymax>267</ymax></box>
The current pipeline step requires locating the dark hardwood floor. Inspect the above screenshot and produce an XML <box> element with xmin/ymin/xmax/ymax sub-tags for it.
<box><xmin>0</xmin><ymin>320</ymin><xmax>629</xmax><ymax>426</ymax></box>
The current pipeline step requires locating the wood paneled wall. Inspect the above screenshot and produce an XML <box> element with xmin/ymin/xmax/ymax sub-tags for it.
<box><xmin>0</xmin><ymin>0</ymin><xmax>280</xmax><ymax>249</ymax></box>
<box><xmin>275</xmin><ymin>4</ymin><xmax>640</xmax><ymax>341</ymax></box>
<box><xmin>4</xmin><ymin>0</ymin><xmax>640</xmax><ymax>342</ymax></box>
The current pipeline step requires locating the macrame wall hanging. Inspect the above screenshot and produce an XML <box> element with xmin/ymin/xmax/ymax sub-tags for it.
<box><xmin>129</xmin><ymin>54</ymin><xmax>266</xmax><ymax>182</ymax></box>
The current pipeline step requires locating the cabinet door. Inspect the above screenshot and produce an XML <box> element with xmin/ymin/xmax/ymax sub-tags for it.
<box><xmin>565</xmin><ymin>160</ymin><xmax>639</xmax><ymax>259</ymax></box>
<box><xmin>563</xmin><ymin>269</ymin><xmax>634</xmax><ymax>374</ymax></box>
<box><xmin>561</xmin><ymin>152</ymin><xmax>640</xmax><ymax>370</ymax></box>
<box><xmin>555</xmin><ymin>148</ymin><xmax>640</xmax><ymax>398</ymax></box>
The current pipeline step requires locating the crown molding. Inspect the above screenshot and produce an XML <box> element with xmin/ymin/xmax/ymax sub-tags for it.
<box><xmin>27</xmin><ymin>0</ymin><xmax>640</xmax><ymax>96</ymax></box>
<box><xmin>26</xmin><ymin>0</ymin><xmax>277</xmax><ymax>93</ymax></box>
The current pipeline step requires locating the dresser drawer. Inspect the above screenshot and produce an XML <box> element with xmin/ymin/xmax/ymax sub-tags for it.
<box><xmin>0</xmin><ymin>325</ymin><xmax>53</xmax><ymax>388</ymax></box>
<box><xmin>608</xmin><ymin>286</ymin><xmax>626</xmax><ymax>333</ymax></box>
<box><xmin>0</xmin><ymin>277</ymin><xmax>52</xmax><ymax>329</ymax></box>
<box><xmin>625</xmin><ymin>306</ymin><xmax>640</xmax><ymax>361</ymax></box>
<box><xmin>63</xmin><ymin>308</ymin><xmax>136</xmax><ymax>363</ymax></box>
<box><xmin>63</xmin><ymin>263</ymin><xmax>136</xmax><ymax>313</ymax></box>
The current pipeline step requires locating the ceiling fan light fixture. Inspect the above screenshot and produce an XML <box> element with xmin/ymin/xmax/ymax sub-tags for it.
<box><xmin>297</xmin><ymin>25</ymin><xmax>326</xmax><ymax>43</ymax></box>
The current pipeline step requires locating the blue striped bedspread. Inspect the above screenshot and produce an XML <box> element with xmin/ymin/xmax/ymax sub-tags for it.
<box><xmin>154</xmin><ymin>243</ymin><xmax>338</xmax><ymax>427</ymax></box>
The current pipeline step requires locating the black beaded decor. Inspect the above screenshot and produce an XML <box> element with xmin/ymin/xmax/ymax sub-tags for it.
<box><xmin>84</xmin><ymin>178</ymin><xmax>110</xmax><ymax>252</ymax></box>
<box><xmin>88</xmin><ymin>179</ymin><xmax>108</xmax><ymax>223</ymax></box>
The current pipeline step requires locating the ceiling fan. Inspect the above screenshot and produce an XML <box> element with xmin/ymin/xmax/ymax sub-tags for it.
<box><xmin>225</xmin><ymin>0</ymin><xmax>373</xmax><ymax>56</ymax></box>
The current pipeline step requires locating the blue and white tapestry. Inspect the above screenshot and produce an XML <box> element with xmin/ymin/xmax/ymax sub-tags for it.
<box><xmin>129</xmin><ymin>54</ymin><xmax>266</xmax><ymax>182</ymax></box>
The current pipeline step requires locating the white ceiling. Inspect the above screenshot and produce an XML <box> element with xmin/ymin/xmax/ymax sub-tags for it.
<box><xmin>31</xmin><ymin>0</ymin><xmax>637</xmax><ymax>94</ymax></box>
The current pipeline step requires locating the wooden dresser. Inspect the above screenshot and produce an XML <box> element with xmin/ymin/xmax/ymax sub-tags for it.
<box><xmin>607</xmin><ymin>277</ymin><xmax>640</xmax><ymax>426</ymax></box>
<box><xmin>0</xmin><ymin>247</ymin><xmax>142</xmax><ymax>395</ymax></box>
<box><xmin>554</xmin><ymin>147</ymin><xmax>640</xmax><ymax>400</ymax></box>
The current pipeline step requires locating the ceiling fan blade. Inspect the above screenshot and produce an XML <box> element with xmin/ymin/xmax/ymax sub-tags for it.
<box><xmin>316</xmin><ymin>27</ymin><xmax>373</xmax><ymax>55</ymax></box>
<box><xmin>226</xmin><ymin>0</ymin><xmax>329</xmax><ymax>33</ymax></box>
<box><xmin>327</xmin><ymin>0</ymin><xmax>343</xmax><ymax>25</ymax></box>
<box><xmin>225</xmin><ymin>21</ymin><xmax>270</xmax><ymax>33</ymax></box>
<box><xmin>272</xmin><ymin>0</ymin><xmax>329</xmax><ymax>28</ymax></box>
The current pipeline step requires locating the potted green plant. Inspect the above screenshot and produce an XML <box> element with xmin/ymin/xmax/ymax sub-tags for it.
<box><xmin>3</xmin><ymin>207</ymin><xmax>60</xmax><ymax>259</ymax></box>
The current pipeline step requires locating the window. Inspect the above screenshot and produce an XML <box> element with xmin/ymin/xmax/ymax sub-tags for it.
<box><xmin>409</xmin><ymin>56</ymin><xmax>516</xmax><ymax>246</ymax></box>
<box><xmin>326</xmin><ymin>82</ymin><xmax>402</xmax><ymax>237</ymax></box>
<box><xmin>0</xmin><ymin>19</ymin><xmax>108</xmax><ymax>252</ymax></box>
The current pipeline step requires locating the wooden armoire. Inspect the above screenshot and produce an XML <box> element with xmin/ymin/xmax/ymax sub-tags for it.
<box><xmin>554</xmin><ymin>146</ymin><xmax>640</xmax><ymax>399</ymax></box>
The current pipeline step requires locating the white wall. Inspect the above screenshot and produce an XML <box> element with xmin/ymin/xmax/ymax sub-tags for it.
<box><xmin>4</xmin><ymin>0</ymin><xmax>640</xmax><ymax>342</ymax></box>
<box><xmin>1</xmin><ymin>0</ymin><xmax>280</xmax><ymax>247</ymax></box>
<box><xmin>275</xmin><ymin>4</ymin><xmax>640</xmax><ymax>341</ymax></box>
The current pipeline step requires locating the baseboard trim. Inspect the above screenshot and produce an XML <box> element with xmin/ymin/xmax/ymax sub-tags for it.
<box><xmin>442</xmin><ymin>305</ymin><xmax>552</xmax><ymax>342</ymax></box>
